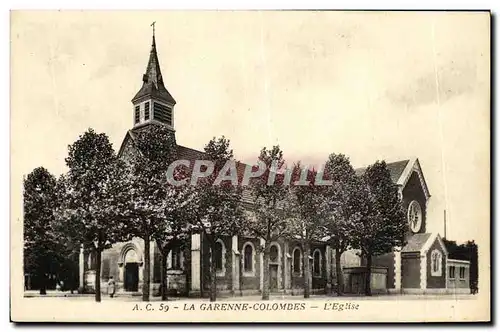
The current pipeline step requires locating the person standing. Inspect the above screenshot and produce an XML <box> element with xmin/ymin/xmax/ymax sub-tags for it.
<box><xmin>108</xmin><ymin>276</ymin><xmax>116</xmax><ymax>298</ymax></box>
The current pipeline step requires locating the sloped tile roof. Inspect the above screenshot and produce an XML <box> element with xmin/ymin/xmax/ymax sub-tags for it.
<box><xmin>132</xmin><ymin>36</ymin><xmax>176</xmax><ymax>105</ymax></box>
<box><xmin>401</xmin><ymin>233</ymin><xmax>432</xmax><ymax>253</ymax></box>
<box><xmin>176</xmin><ymin>145</ymin><xmax>205</xmax><ymax>162</ymax></box>
<box><xmin>177</xmin><ymin>145</ymin><xmax>255</xmax><ymax>204</ymax></box>
<box><xmin>355</xmin><ymin>160</ymin><xmax>409</xmax><ymax>184</ymax></box>
<box><xmin>125</xmin><ymin>132</ymin><xmax>413</xmax><ymax>206</ymax></box>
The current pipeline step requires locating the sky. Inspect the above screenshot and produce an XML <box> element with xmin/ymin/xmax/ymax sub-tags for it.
<box><xmin>11</xmin><ymin>11</ymin><xmax>490</xmax><ymax>244</ymax></box>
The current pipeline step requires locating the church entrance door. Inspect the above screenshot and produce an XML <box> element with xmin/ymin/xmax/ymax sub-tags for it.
<box><xmin>124</xmin><ymin>263</ymin><xmax>139</xmax><ymax>292</ymax></box>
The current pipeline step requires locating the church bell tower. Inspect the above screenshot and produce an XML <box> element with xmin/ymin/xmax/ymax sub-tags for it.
<box><xmin>131</xmin><ymin>24</ymin><xmax>176</xmax><ymax>132</ymax></box>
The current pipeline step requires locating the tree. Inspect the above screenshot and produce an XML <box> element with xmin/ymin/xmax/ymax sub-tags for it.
<box><xmin>246</xmin><ymin>146</ymin><xmax>291</xmax><ymax>300</ymax></box>
<box><xmin>151</xmin><ymin>164</ymin><xmax>197</xmax><ymax>301</ymax></box>
<box><xmin>465</xmin><ymin>241</ymin><xmax>479</xmax><ymax>293</ymax></box>
<box><xmin>23</xmin><ymin>167</ymin><xmax>58</xmax><ymax>295</ymax></box>
<box><xmin>288</xmin><ymin>164</ymin><xmax>330</xmax><ymax>298</ymax></box>
<box><xmin>122</xmin><ymin>124</ymin><xmax>179</xmax><ymax>302</ymax></box>
<box><xmin>64</xmin><ymin>128</ymin><xmax>128</xmax><ymax>302</ymax></box>
<box><xmin>351</xmin><ymin>161</ymin><xmax>407</xmax><ymax>296</ymax></box>
<box><xmin>324</xmin><ymin>153</ymin><xmax>362</xmax><ymax>295</ymax></box>
<box><xmin>53</xmin><ymin>174</ymin><xmax>93</xmax><ymax>293</ymax></box>
<box><xmin>194</xmin><ymin>136</ymin><xmax>244</xmax><ymax>302</ymax></box>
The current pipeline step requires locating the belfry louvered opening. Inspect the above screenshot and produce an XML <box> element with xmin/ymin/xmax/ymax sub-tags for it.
<box><xmin>153</xmin><ymin>102</ymin><xmax>172</xmax><ymax>125</ymax></box>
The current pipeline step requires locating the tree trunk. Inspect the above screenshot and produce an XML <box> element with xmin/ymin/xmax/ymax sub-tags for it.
<box><xmin>335</xmin><ymin>247</ymin><xmax>344</xmax><ymax>296</ymax></box>
<box><xmin>39</xmin><ymin>273</ymin><xmax>47</xmax><ymax>295</ymax></box>
<box><xmin>160</xmin><ymin>249</ymin><xmax>169</xmax><ymax>301</ymax></box>
<box><xmin>238</xmin><ymin>253</ymin><xmax>243</xmax><ymax>296</ymax></box>
<box><xmin>70</xmin><ymin>269</ymin><xmax>74</xmax><ymax>294</ymax></box>
<box><xmin>364</xmin><ymin>254</ymin><xmax>372</xmax><ymax>296</ymax></box>
<box><xmin>95</xmin><ymin>250</ymin><xmax>102</xmax><ymax>302</ymax></box>
<box><xmin>303</xmin><ymin>243</ymin><xmax>310</xmax><ymax>299</ymax></box>
<box><xmin>262</xmin><ymin>246</ymin><xmax>270</xmax><ymax>300</ymax></box>
<box><xmin>209</xmin><ymin>244</ymin><xmax>217</xmax><ymax>302</ymax></box>
<box><xmin>142</xmin><ymin>233</ymin><xmax>151</xmax><ymax>302</ymax></box>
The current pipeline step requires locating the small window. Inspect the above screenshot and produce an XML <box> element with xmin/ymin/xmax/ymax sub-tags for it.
<box><xmin>430</xmin><ymin>249</ymin><xmax>442</xmax><ymax>277</ymax></box>
<box><xmin>87</xmin><ymin>252</ymin><xmax>94</xmax><ymax>269</ymax></box>
<box><xmin>214</xmin><ymin>241</ymin><xmax>223</xmax><ymax>271</ymax></box>
<box><xmin>171</xmin><ymin>247</ymin><xmax>181</xmax><ymax>270</ymax></box>
<box><xmin>293</xmin><ymin>248</ymin><xmax>301</xmax><ymax>274</ymax></box>
<box><xmin>459</xmin><ymin>267</ymin><xmax>466</xmax><ymax>279</ymax></box>
<box><xmin>102</xmin><ymin>258</ymin><xmax>110</xmax><ymax>279</ymax></box>
<box><xmin>313</xmin><ymin>250</ymin><xmax>321</xmax><ymax>276</ymax></box>
<box><xmin>134</xmin><ymin>106</ymin><xmax>140</xmax><ymax>124</ymax></box>
<box><xmin>144</xmin><ymin>102</ymin><xmax>150</xmax><ymax>121</ymax></box>
<box><xmin>243</xmin><ymin>244</ymin><xmax>253</xmax><ymax>272</ymax></box>
<box><xmin>449</xmin><ymin>266</ymin><xmax>456</xmax><ymax>279</ymax></box>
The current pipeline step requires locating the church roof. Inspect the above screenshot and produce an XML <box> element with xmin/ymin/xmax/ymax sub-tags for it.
<box><xmin>176</xmin><ymin>145</ymin><xmax>255</xmax><ymax>204</ymax></box>
<box><xmin>177</xmin><ymin>145</ymin><xmax>205</xmax><ymax>162</ymax></box>
<box><xmin>120</xmin><ymin>127</ymin><xmax>427</xmax><ymax>206</ymax></box>
<box><xmin>402</xmin><ymin>232</ymin><xmax>448</xmax><ymax>255</ymax></box>
<box><xmin>354</xmin><ymin>160</ymin><xmax>410</xmax><ymax>184</ymax></box>
<box><xmin>132</xmin><ymin>35</ymin><xmax>176</xmax><ymax>105</ymax></box>
<box><xmin>401</xmin><ymin>233</ymin><xmax>431</xmax><ymax>253</ymax></box>
<box><xmin>355</xmin><ymin>158</ymin><xmax>430</xmax><ymax>199</ymax></box>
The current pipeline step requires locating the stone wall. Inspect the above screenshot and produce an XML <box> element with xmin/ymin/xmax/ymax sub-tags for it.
<box><xmin>342</xmin><ymin>266</ymin><xmax>388</xmax><ymax>294</ymax></box>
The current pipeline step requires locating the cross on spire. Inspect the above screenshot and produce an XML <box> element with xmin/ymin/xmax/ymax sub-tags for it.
<box><xmin>132</xmin><ymin>22</ymin><xmax>176</xmax><ymax>107</ymax></box>
<box><xmin>151</xmin><ymin>21</ymin><xmax>156</xmax><ymax>37</ymax></box>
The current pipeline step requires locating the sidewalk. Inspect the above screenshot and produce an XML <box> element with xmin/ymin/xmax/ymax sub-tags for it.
<box><xmin>24</xmin><ymin>290</ymin><xmax>476</xmax><ymax>301</ymax></box>
<box><xmin>24</xmin><ymin>290</ymin><xmax>93</xmax><ymax>298</ymax></box>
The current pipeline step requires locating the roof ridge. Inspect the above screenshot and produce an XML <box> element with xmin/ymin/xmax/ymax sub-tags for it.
<box><xmin>354</xmin><ymin>158</ymin><xmax>410</xmax><ymax>170</ymax></box>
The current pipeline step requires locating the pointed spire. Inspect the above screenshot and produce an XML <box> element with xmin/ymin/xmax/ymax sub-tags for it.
<box><xmin>132</xmin><ymin>23</ymin><xmax>176</xmax><ymax>105</ymax></box>
<box><xmin>151</xmin><ymin>21</ymin><xmax>156</xmax><ymax>38</ymax></box>
<box><xmin>144</xmin><ymin>35</ymin><xmax>162</xmax><ymax>89</ymax></box>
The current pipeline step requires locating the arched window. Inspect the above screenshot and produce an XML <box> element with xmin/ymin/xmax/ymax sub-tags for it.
<box><xmin>171</xmin><ymin>247</ymin><xmax>182</xmax><ymax>270</ymax></box>
<box><xmin>125</xmin><ymin>248</ymin><xmax>139</xmax><ymax>263</ymax></box>
<box><xmin>214</xmin><ymin>239</ymin><xmax>226</xmax><ymax>277</ymax></box>
<box><xmin>214</xmin><ymin>241</ymin><xmax>223</xmax><ymax>271</ymax></box>
<box><xmin>313</xmin><ymin>249</ymin><xmax>321</xmax><ymax>276</ymax></box>
<box><xmin>270</xmin><ymin>245</ymin><xmax>279</xmax><ymax>263</ymax></box>
<box><xmin>430</xmin><ymin>249</ymin><xmax>442</xmax><ymax>277</ymax></box>
<box><xmin>87</xmin><ymin>252</ymin><xmax>93</xmax><ymax>269</ymax></box>
<box><xmin>293</xmin><ymin>248</ymin><xmax>301</xmax><ymax>274</ymax></box>
<box><xmin>243</xmin><ymin>244</ymin><xmax>253</xmax><ymax>272</ymax></box>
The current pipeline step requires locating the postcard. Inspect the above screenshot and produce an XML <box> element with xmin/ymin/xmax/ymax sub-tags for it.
<box><xmin>10</xmin><ymin>10</ymin><xmax>491</xmax><ymax>323</ymax></box>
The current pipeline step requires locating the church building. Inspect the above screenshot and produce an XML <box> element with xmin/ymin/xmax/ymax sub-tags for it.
<box><xmin>78</xmin><ymin>32</ymin><xmax>470</xmax><ymax>297</ymax></box>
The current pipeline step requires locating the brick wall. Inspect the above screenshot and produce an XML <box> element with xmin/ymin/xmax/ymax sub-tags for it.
<box><xmin>426</xmin><ymin>239</ymin><xmax>446</xmax><ymax>288</ymax></box>
<box><xmin>402</xmin><ymin>171</ymin><xmax>427</xmax><ymax>235</ymax></box>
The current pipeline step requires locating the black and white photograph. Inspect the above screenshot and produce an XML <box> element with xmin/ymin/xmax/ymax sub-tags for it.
<box><xmin>10</xmin><ymin>10</ymin><xmax>490</xmax><ymax>322</ymax></box>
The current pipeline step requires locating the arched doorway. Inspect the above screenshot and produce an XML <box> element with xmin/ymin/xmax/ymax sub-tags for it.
<box><xmin>124</xmin><ymin>249</ymin><xmax>139</xmax><ymax>292</ymax></box>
